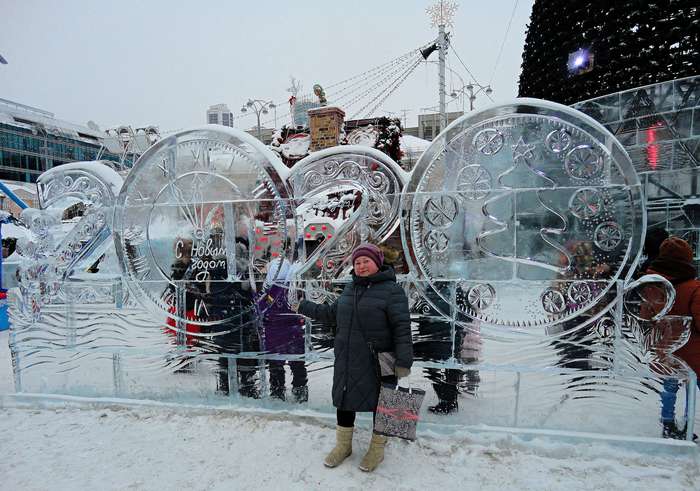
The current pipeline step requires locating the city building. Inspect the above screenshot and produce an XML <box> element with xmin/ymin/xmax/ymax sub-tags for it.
<box><xmin>417</xmin><ymin>111</ymin><xmax>464</xmax><ymax>141</ymax></box>
<box><xmin>206</xmin><ymin>103</ymin><xmax>234</xmax><ymax>127</ymax></box>
<box><xmin>0</xmin><ymin>98</ymin><xmax>123</xmax><ymax>184</ymax></box>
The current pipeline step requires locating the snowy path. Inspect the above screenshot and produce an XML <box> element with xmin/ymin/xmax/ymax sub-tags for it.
<box><xmin>2</xmin><ymin>332</ymin><xmax>700</xmax><ymax>490</ymax></box>
<box><xmin>2</xmin><ymin>405</ymin><xmax>700</xmax><ymax>491</ymax></box>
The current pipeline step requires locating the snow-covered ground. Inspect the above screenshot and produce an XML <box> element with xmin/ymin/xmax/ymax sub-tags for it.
<box><xmin>1</xmin><ymin>330</ymin><xmax>699</xmax><ymax>490</ymax></box>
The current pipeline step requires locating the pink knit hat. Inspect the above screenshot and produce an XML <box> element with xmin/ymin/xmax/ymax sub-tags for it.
<box><xmin>351</xmin><ymin>243</ymin><xmax>384</xmax><ymax>268</ymax></box>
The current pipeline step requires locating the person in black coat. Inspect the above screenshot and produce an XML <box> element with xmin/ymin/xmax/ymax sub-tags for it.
<box><xmin>196</xmin><ymin>233</ymin><xmax>261</xmax><ymax>398</ymax></box>
<box><xmin>297</xmin><ymin>243</ymin><xmax>412</xmax><ymax>472</ymax></box>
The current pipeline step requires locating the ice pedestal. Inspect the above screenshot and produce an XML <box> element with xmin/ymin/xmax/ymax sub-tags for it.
<box><xmin>8</xmin><ymin>279</ymin><xmax>697</xmax><ymax>441</ymax></box>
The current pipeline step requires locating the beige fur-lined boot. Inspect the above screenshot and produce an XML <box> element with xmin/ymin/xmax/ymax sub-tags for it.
<box><xmin>359</xmin><ymin>432</ymin><xmax>387</xmax><ymax>472</ymax></box>
<box><xmin>324</xmin><ymin>426</ymin><xmax>354</xmax><ymax>468</ymax></box>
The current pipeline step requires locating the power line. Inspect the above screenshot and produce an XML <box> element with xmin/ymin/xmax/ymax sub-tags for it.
<box><xmin>489</xmin><ymin>0</ymin><xmax>519</xmax><ymax>84</ymax></box>
<box><xmin>449</xmin><ymin>45</ymin><xmax>479</xmax><ymax>86</ymax></box>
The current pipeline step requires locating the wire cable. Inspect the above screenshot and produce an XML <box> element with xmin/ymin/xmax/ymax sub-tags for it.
<box><xmin>352</xmin><ymin>56</ymin><xmax>422</xmax><ymax>119</ymax></box>
<box><xmin>257</xmin><ymin>50</ymin><xmax>421</xmax><ymax>128</ymax></box>
<box><xmin>489</xmin><ymin>0</ymin><xmax>519</xmax><ymax>85</ymax></box>
<box><xmin>450</xmin><ymin>44</ymin><xmax>495</xmax><ymax>103</ymax></box>
<box><xmin>364</xmin><ymin>58</ymin><xmax>423</xmax><ymax>118</ymax></box>
<box><xmin>329</xmin><ymin>52</ymin><xmax>418</xmax><ymax>103</ymax></box>
<box><xmin>338</xmin><ymin>54</ymin><xmax>420</xmax><ymax>110</ymax></box>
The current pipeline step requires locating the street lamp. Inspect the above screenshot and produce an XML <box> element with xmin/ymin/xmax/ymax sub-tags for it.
<box><xmin>240</xmin><ymin>98</ymin><xmax>276</xmax><ymax>141</ymax></box>
<box><xmin>451</xmin><ymin>82</ymin><xmax>493</xmax><ymax>112</ymax></box>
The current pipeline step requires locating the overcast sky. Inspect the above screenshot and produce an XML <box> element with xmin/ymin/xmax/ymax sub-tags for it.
<box><xmin>0</xmin><ymin>0</ymin><xmax>534</xmax><ymax>132</ymax></box>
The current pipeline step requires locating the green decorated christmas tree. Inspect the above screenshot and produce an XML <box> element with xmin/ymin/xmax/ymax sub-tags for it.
<box><xmin>518</xmin><ymin>0</ymin><xmax>699</xmax><ymax>105</ymax></box>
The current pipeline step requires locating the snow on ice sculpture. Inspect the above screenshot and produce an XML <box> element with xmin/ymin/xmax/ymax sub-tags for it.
<box><xmin>403</xmin><ymin>99</ymin><xmax>645</xmax><ymax>328</ymax></box>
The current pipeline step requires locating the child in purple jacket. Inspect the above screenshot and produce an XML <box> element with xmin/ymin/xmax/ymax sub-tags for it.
<box><xmin>258</xmin><ymin>257</ymin><xmax>308</xmax><ymax>402</ymax></box>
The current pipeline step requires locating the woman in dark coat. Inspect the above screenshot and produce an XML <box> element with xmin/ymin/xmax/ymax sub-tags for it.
<box><xmin>297</xmin><ymin>243</ymin><xmax>412</xmax><ymax>472</ymax></box>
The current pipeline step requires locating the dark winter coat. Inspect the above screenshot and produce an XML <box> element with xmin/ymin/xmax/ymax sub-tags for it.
<box><xmin>298</xmin><ymin>265</ymin><xmax>412</xmax><ymax>412</ymax></box>
<box><xmin>199</xmin><ymin>259</ymin><xmax>259</xmax><ymax>355</ymax></box>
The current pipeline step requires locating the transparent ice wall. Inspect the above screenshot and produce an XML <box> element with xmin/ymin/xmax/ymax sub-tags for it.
<box><xmin>9</xmin><ymin>109</ymin><xmax>697</xmax><ymax>440</ymax></box>
<box><xmin>572</xmin><ymin>75</ymin><xmax>700</xmax><ymax>290</ymax></box>
<box><xmin>571</xmin><ymin>75</ymin><xmax>700</xmax><ymax>175</ymax></box>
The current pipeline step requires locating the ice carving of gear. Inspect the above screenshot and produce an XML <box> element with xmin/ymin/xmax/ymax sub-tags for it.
<box><xmin>467</xmin><ymin>283</ymin><xmax>496</xmax><ymax>311</ymax></box>
<box><xmin>594</xmin><ymin>221</ymin><xmax>623</xmax><ymax>251</ymax></box>
<box><xmin>456</xmin><ymin>164</ymin><xmax>492</xmax><ymax>201</ymax></box>
<box><xmin>288</xmin><ymin>146</ymin><xmax>406</xmax><ymax>280</ymax></box>
<box><xmin>423</xmin><ymin>195</ymin><xmax>458</xmax><ymax>228</ymax></box>
<box><xmin>113</xmin><ymin>126</ymin><xmax>294</xmax><ymax>326</ymax></box>
<box><xmin>402</xmin><ymin>99</ymin><xmax>644</xmax><ymax>328</ymax></box>
<box><xmin>567</xmin><ymin>282</ymin><xmax>592</xmax><ymax>304</ymax></box>
<box><xmin>569</xmin><ymin>188</ymin><xmax>602</xmax><ymax>220</ymax></box>
<box><xmin>473</xmin><ymin>128</ymin><xmax>504</xmax><ymax>155</ymax></box>
<box><xmin>541</xmin><ymin>288</ymin><xmax>567</xmax><ymax>314</ymax></box>
<box><xmin>545</xmin><ymin>128</ymin><xmax>572</xmax><ymax>153</ymax></box>
<box><xmin>565</xmin><ymin>145</ymin><xmax>604</xmax><ymax>179</ymax></box>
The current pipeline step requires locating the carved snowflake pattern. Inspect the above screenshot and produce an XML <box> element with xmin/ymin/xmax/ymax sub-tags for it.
<box><xmin>467</xmin><ymin>283</ymin><xmax>496</xmax><ymax>311</ymax></box>
<box><xmin>594</xmin><ymin>221</ymin><xmax>623</xmax><ymax>251</ymax></box>
<box><xmin>424</xmin><ymin>195</ymin><xmax>459</xmax><ymax>228</ymax></box>
<box><xmin>423</xmin><ymin>230</ymin><xmax>449</xmax><ymax>253</ymax></box>
<box><xmin>545</xmin><ymin>129</ymin><xmax>572</xmax><ymax>153</ymax></box>
<box><xmin>541</xmin><ymin>288</ymin><xmax>566</xmax><ymax>314</ymax></box>
<box><xmin>569</xmin><ymin>188</ymin><xmax>603</xmax><ymax>220</ymax></box>
<box><xmin>565</xmin><ymin>145</ymin><xmax>604</xmax><ymax>179</ymax></box>
<box><xmin>473</xmin><ymin>128</ymin><xmax>504</xmax><ymax>155</ymax></box>
<box><xmin>456</xmin><ymin>164</ymin><xmax>491</xmax><ymax>200</ymax></box>
<box><xmin>567</xmin><ymin>282</ymin><xmax>592</xmax><ymax>305</ymax></box>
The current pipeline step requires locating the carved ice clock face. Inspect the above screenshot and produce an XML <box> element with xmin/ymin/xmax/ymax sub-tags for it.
<box><xmin>114</xmin><ymin>128</ymin><xmax>292</xmax><ymax>325</ymax></box>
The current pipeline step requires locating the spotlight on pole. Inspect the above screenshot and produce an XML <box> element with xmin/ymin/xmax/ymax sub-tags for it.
<box><xmin>0</xmin><ymin>54</ymin><xmax>7</xmax><ymax>65</ymax></box>
<box><xmin>567</xmin><ymin>48</ymin><xmax>594</xmax><ymax>75</ymax></box>
<box><xmin>420</xmin><ymin>42</ymin><xmax>439</xmax><ymax>60</ymax></box>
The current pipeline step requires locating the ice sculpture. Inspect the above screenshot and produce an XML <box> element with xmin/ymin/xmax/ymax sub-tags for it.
<box><xmin>404</xmin><ymin>100</ymin><xmax>644</xmax><ymax>327</ymax></box>
<box><xmin>8</xmin><ymin>102</ymin><xmax>697</xmax><ymax>442</ymax></box>
<box><xmin>286</xmin><ymin>146</ymin><xmax>407</xmax><ymax>309</ymax></box>
<box><xmin>113</xmin><ymin>127</ymin><xmax>294</xmax><ymax>327</ymax></box>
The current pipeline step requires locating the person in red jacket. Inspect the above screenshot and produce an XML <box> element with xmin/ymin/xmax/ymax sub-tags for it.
<box><xmin>646</xmin><ymin>236</ymin><xmax>700</xmax><ymax>438</ymax></box>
